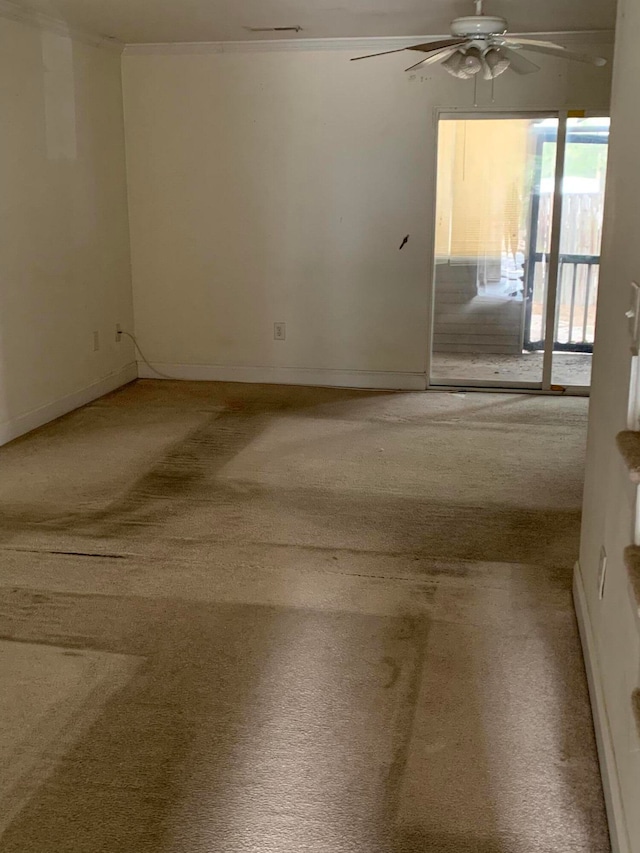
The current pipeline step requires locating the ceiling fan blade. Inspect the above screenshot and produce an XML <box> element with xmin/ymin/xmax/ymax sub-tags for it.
<box><xmin>503</xmin><ymin>37</ymin><xmax>580</xmax><ymax>49</ymax></box>
<box><xmin>406</xmin><ymin>38</ymin><xmax>466</xmax><ymax>53</ymax></box>
<box><xmin>405</xmin><ymin>47</ymin><xmax>458</xmax><ymax>73</ymax></box>
<box><xmin>351</xmin><ymin>38</ymin><xmax>464</xmax><ymax>62</ymax></box>
<box><xmin>351</xmin><ymin>46</ymin><xmax>418</xmax><ymax>61</ymax></box>
<box><xmin>503</xmin><ymin>38</ymin><xmax>606</xmax><ymax>66</ymax></box>
<box><xmin>499</xmin><ymin>47</ymin><xmax>540</xmax><ymax>74</ymax></box>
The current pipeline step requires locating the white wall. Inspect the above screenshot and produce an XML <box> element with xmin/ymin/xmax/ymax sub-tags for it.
<box><xmin>122</xmin><ymin>39</ymin><xmax>612</xmax><ymax>389</ymax></box>
<box><xmin>576</xmin><ymin>0</ymin><xmax>640</xmax><ymax>849</ymax></box>
<box><xmin>0</xmin><ymin>17</ymin><xmax>135</xmax><ymax>444</ymax></box>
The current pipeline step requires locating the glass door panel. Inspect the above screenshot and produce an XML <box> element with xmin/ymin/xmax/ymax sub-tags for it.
<box><xmin>430</xmin><ymin>116</ymin><xmax>558</xmax><ymax>388</ymax></box>
<box><xmin>551</xmin><ymin>117</ymin><xmax>610</xmax><ymax>389</ymax></box>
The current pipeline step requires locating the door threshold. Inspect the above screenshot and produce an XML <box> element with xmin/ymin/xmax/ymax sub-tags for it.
<box><xmin>427</xmin><ymin>382</ymin><xmax>590</xmax><ymax>397</ymax></box>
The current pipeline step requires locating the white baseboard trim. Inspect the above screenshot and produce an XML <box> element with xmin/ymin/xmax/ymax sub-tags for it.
<box><xmin>0</xmin><ymin>362</ymin><xmax>138</xmax><ymax>447</ymax></box>
<box><xmin>573</xmin><ymin>563</ymin><xmax>631</xmax><ymax>853</ymax></box>
<box><xmin>136</xmin><ymin>362</ymin><xmax>427</xmax><ymax>391</ymax></box>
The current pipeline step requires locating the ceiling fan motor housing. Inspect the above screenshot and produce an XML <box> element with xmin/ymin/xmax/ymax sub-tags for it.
<box><xmin>450</xmin><ymin>15</ymin><xmax>508</xmax><ymax>37</ymax></box>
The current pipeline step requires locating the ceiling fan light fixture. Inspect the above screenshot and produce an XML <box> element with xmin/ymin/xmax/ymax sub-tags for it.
<box><xmin>443</xmin><ymin>48</ymin><xmax>484</xmax><ymax>78</ymax></box>
<box><xmin>442</xmin><ymin>48</ymin><xmax>482</xmax><ymax>80</ymax></box>
<box><xmin>483</xmin><ymin>47</ymin><xmax>511</xmax><ymax>79</ymax></box>
<box><xmin>442</xmin><ymin>51</ymin><xmax>465</xmax><ymax>77</ymax></box>
<box><xmin>461</xmin><ymin>50</ymin><xmax>483</xmax><ymax>76</ymax></box>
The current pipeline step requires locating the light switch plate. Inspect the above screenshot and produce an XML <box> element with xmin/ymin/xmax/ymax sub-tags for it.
<box><xmin>598</xmin><ymin>546</ymin><xmax>608</xmax><ymax>599</ymax></box>
<box><xmin>628</xmin><ymin>281</ymin><xmax>640</xmax><ymax>349</ymax></box>
<box><xmin>627</xmin><ymin>354</ymin><xmax>640</xmax><ymax>430</ymax></box>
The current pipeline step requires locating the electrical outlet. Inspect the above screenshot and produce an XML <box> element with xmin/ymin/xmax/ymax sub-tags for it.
<box><xmin>598</xmin><ymin>546</ymin><xmax>608</xmax><ymax>600</ymax></box>
<box><xmin>93</xmin><ymin>331</ymin><xmax>100</xmax><ymax>352</ymax></box>
<box><xmin>274</xmin><ymin>322</ymin><xmax>286</xmax><ymax>341</ymax></box>
<box><xmin>115</xmin><ymin>324</ymin><xmax>123</xmax><ymax>342</ymax></box>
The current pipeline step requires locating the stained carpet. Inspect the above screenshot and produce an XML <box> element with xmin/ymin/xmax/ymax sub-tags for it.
<box><xmin>0</xmin><ymin>381</ymin><xmax>609</xmax><ymax>852</ymax></box>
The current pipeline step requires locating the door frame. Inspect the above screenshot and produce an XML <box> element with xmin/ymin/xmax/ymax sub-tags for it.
<box><xmin>424</xmin><ymin>108</ymin><xmax>606</xmax><ymax>396</ymax></box>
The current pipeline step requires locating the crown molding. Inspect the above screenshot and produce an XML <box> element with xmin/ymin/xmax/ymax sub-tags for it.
<box><xmin>123</xmin><ymin>29</ymin><xmax>614</xmax><ymax>56</ymax></box>
<box><xmin>124</xmin><ymin>36</ymin><xmax>444</xmax><ymax>56</ymax></box>
<box><xmin>0</xmin><ymin>0</ymin><xmax>123</xmax><ymax>52</ymax></box>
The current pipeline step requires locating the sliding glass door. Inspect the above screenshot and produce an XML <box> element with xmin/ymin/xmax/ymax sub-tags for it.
<box><xmin>550</xmin><ymin>118</ymin><xmax>609</xmax><ymax>388</ymax></box>
<box><xmin>428</xmin><ymin>112</ymin><xmax>609</xmax><ymax>393</ymax></box>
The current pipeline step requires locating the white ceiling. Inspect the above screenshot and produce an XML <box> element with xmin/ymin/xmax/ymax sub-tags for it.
<box><xmin>10</xmin><ymin>0</ymin><xmax>616</xmax><ymax>44</ymax></box>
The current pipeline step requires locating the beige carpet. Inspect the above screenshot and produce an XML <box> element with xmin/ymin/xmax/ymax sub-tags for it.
<box><xmin>0</xmin><ymin>381</ymin><xmax>609</xmax><ymax>852</ymax></box>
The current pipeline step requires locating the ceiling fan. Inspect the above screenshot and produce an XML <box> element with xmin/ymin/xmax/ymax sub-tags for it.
<box><xmin>351</xmin><ymin>0</ymin><xmax>607</xmax><ymax>79</ymax></box>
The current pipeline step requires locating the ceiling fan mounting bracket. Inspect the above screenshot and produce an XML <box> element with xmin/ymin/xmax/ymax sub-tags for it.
<box><xmin>450</xmin><ymin>16</ymin><xmax>508</xmax><ymax>37</ymax></box>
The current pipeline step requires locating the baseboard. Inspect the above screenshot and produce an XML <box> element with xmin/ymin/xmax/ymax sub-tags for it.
<box><xmin>136</xmin><ymin>362</ymin><xmax>427</xmax><ymax>391</ymax></box>
<box><xmin>0</xmin><ymin>362</ymin><xmax>138</xmax><ymax>447</ymax></box>
<box><xmin>573</xmin><ymin>563</ymin><xmax>631</xmax><ymax>853</ymax></box>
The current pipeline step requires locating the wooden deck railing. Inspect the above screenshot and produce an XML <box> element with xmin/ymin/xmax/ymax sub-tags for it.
<box><xmin>525</xmin><ymin>252</ymin><xmax>600</xmax><ymax>351</ymax></box>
